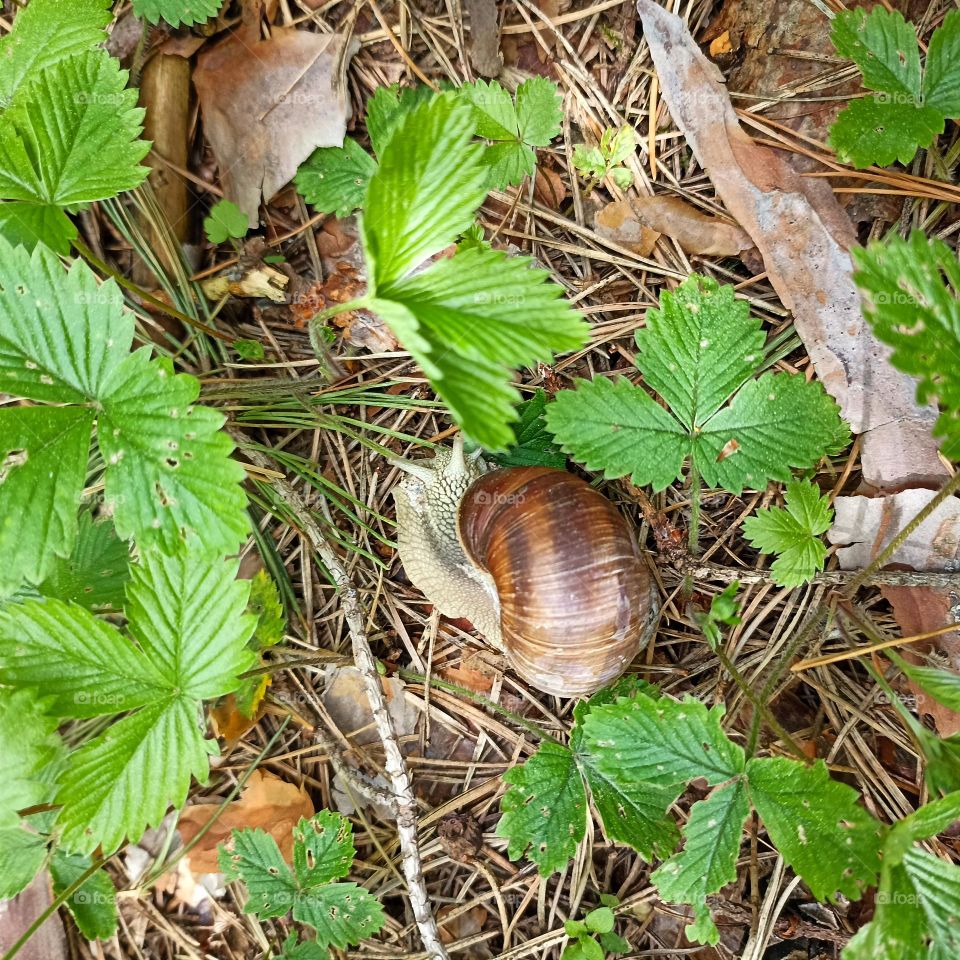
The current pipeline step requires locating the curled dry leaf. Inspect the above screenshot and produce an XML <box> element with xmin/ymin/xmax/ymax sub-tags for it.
<box><xmin>194</xmin><ymin>23</ymin><xmax>358</xmax><ymax>227</ymax></box>
<box><xmin>635</xmin><ymin>0</ymin><xmax>946</xmax><ymax>489</ymax></box>
<box><xmin>176</xmin><ymin>770</ymin><xmax>314</xmax><ymax>873</ymax></box>
<box><xmin>594</xmin><ymin>200</ymin><xmax>658</xmax><ymax>256</ymax></box>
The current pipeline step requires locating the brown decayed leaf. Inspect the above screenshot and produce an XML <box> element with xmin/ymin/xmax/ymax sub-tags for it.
<box><xmin>593</xmin><ymin>200</ymin><xmax>658</xmax><ymax>256</ymax></box>
<box><xmin>194</xmin><ymin>25</ymin><xmax>358</xmax><ymax>227</ymax></box>
<box><xmin>0</xmin><ymin>874</ymin><xmax>67</xmax><ymax>960</ymax></box>
<box><xmin>619</xmin><ymin>194</ymin><xmax>753</xmax><ymax>256</ymax></box>
<box><xmin>635</xmin><ymin>0</ymin><xmax>946</xmax><ymax>490</ymax></box>
<box><xmin>176</xmin><ymin>770</ymin><xmax>314</xmax><ymax>873</ymax></box>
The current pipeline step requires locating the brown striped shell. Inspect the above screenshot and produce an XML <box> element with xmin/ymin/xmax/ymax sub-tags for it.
<box><xmin>457</xmin><ymin>467</ymin><xmax>652</xmax><ymax>697</ymax></box>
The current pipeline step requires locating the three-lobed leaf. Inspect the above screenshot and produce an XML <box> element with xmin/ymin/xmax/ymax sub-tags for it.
<box><xmin>203</xmin><ymin>198</ymin><xmax>248</xmax><ymax>244</ymax></box>
<box><xmin>220</xmin><ymin>811</ymin><xmax>386</xmax><ymax>949</ymax></box>
<box><xmin>546</xmin><ymin>275</ymin><xmax>848</xmax><ymax>494</ymax></box>
<box><xmin>742</xmin><ymin>478</ymin><xmax>833</xmax><ymax>587</ymax></box>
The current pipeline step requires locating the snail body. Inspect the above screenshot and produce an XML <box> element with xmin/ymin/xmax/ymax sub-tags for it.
<box><xmin>392</xmin><ymin>437</ymin><xmax>656</xmax><ymax>697</ymax></box>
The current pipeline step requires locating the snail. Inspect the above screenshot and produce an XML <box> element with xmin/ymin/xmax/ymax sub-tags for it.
<box><xmin>391</xmin><ymin>436</ymin><xmax>657</xmax><ymax>697</ymax></box>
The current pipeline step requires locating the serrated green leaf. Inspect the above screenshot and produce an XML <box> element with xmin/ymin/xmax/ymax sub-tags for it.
<box><xmin>746</xmin><ymin>757</ymin><xmax>884</xmax><ymax>901</ymax></box>
<box><xmin>898</xmin><ymin>661</ymin><xmax>960</xmax><ymax>714</ymax></box>
<box><xmin>1</xmin><ymin>550</ymin><xmax>254</xmax><ymax>854</ymax></box>
<box><xmin>364</xmin><ymin>94</ymin><xmax>487</xmax><ymax>289</ymax></box>
<box><xmin>923</xmin><ymin>10</ymin><xmax>960</xmax><ymax>116</ymax></box>
<box><xmin>636</xmin><ymin>275</ymin><xmax>764</xmax><ymax>428</ymax></box>
<box><xmin>742</xmin><ymin>478</ymin><xmax>832</xmax><ymax>587</ymax></box>
<box><xmin>694</xmin><ymin>373</ymin><xmax>849</xmax><ymax>493</ymax></box>
<box><xmin>0</xmin><ymin>825</ymin><xmax>48</xmax><ymax>899</ymax></box>
<box><xmin>651</xmin><ymin>779</ymin><xmax>749</xmax><ymax>945</ymax></box>
<box><xmin>829</xmin><ymin>96</ymin><xmax>942</xmax><ymax>168</ymax></box>
<box><xmin>0</xmin><ymin>202</ymin><xmax>76</xmax><ymax>254</ymax></box>
<box><xmin>248</xmin><ymin>570</ymin><xmax>286</xmax><ymax>650</ymax></box>
<box><xmin>547</xmin><ymin>276</ymin><xmax>848</xmax><ymax>494</ymax></box>
<box><xmin>599</xmin><ymin>932</ymin><xmax>630</xmax><ymax>954</ymax></box>
<box><xmin>0</xmin><ymin>408</ymin><xmax>93</xmax><ymax>597</ymax></box>
<box><xmin>918</xmin><ymin>731</ymin><xmax>960</xmax><ymax>797</ymax></box>
<box><xmin>546</xmin><ymin>376</ymin><xmax>689</xmax><ymax>491</ymax></box>
<box><xmin>832</xmin><ymin>7</ymin><xmax>921</xmax><ymax>98</ymax></box>
<box><xmin>584</xmin><ymin>693</ymin><xmax>744</xmax><ymax>787</ymax></box>
<box><xmin>0</xmin><ymin>51</ymin><xmax>148</xmax><ymax>206</ymax></box>
<box><xmin>221</xmin><ymin>812</ymin><xmax>385</xmax><ymax>949</ymax></box>
<box><xmin>203</xmin><ymin>198</ymin><xmax>249</xmax><ymax>244</ymax></box>
<box><xmin>369</xmin><ymin>245</ymin><xmax>587</xmax><ymax>450</ymax></box>
<box><xmin>99</xmin><ymin>350</ymin><xmax>250</xmax><ymax>555</ymax></box>
<box><xmin>852</xmin><ymin>230</ymin><xmax>960</xmax><ymax>459</ymax></box>
<box><xmin>0</xmin><ymin>240</ymin><xmax>131</xmax><ymax>403</ymax></box>
<box><xmin>279</xmin><ymin>933</ymin><xmax>327</xmax><ymax>960</ymax></box>
<box><xmin>35</xmin><ymin>511</ymin><xmax>129</xmax><ymax>610</ymax></box>
<box><xmin>365</xmin><ymin>83</ymin><xmax>435</xmax><ymax>158</ymax></box>
<box><xmin>490</xmin><ymin>389</ymin><xmax>567</xmax><ymax>469</ymax></box>
<box><xmin>0</xmin><ymin>0</ymin><xmax>111</xmax><ymax>105</ymax></box>
<box><xmin>50</xmin><ymin>851</ymin><xmax>118</xmax><ymax>940</ymax></box>
<box><xmin>887</xmin><ymin>790</ymin><xmax>960</xmax><ymax>863</ymax></box>
<box><xmin>496</xmin><ymin>739</ymin><xmax>587</xmax><ymax>876</ymax></box>
<box><xmin>460</xmin><ymin>78</ymin><xmax>518</xmax><ymax>141</ymax></box>
<box><xmin>602</xmin><ymin>126</ymin><xmax>636</xmax><ymax>166</ymax></box>
<box><xmin>132</xmin><ymin>0</ymin><xmax>225</xmax><ymax>27</ymax></box>
<box><xmin>572</xmin><ymin>144</ymin><xmax>606</xmax><ymax>179</ymax></box>
<box><xmin>516</xmin><ymin>77</ymin><xmax>563</xmax><ymax>146</ymax></box>
<box><xmin>295</xmin><ymin>138</ymin><xmax>377</xmax><ymax>218</ymax></box>
<box><xmin>0</xmin><ymin>689</ymin><xmax>62</xmax><ymax>828</ymax></box>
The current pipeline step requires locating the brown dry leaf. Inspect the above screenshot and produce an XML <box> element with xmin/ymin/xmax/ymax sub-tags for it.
<box><xmin>635</xmin><ymin>0</ymin><xmax>946</xmax><ymax>490</ymax></box>
<box><xmin>437</xmin><ymin>904</ymin><xmax>492</xmax><ymax>959</ymax></box>
<box><xmin>594</xmin><ymin>200</ymin><xmax>659</xmax><ymax>256</ymax></box>
<box><xmin>322</xmin><ymin>664</ymin><xmax>420</xmax><ymax>747</ymax></box>
<box><xmin>465</xmin><ymin>0</ymin><xmax>502</xmax><ymax>76</ymax></box>
<box><xmin>624</xmin><ymin>194</ymin><xmax>752</xmax><ymax>256</ymax></box>
<box><xmin>210</xmin><ymin>691</ymin><xmax>263</xmax><ymax>742</ymax></box>
<box><xmin>194</xmin><ymin>24</ymin><xmax>358</xmax><ymax>227</ymax></box>
<box><xmin>177</xmin><ymin>770</ymin><xmax>314</xmax><ymax>872</ymax></box>
<box><xmin>534</xmin><ymin>165</ymin><xmax>567</xmax><ymax>209</ymax></box>
<box><xmin>0</xmin><ymin>873</ymin><xmax>67</xmax><ymax>960</ymax></box>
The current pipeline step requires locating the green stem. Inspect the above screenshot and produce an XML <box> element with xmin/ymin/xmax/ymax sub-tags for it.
<box><xmin>688</xmin><ymin>458</ymin><xmax>702</xmax><ymax>554</ymax></box>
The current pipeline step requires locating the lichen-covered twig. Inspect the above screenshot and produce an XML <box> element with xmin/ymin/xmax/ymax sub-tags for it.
<box><xmin>237</xmin><ymin>440</ymin><xmax>450</xmax><ymax>959</ymax></box>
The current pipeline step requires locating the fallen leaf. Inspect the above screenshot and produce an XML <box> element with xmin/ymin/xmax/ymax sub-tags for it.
<box><xmin>465</xmin><ymin>0</ymin><xmax>502</xmax><ymax>76</ymax></box>
<box><xmin>176</xmin><ymin>770</ymin><xmax>314</xmax><ymax>872</ymax></box>
<box><xmin>210</xmin><ymin>691</ymin><xmax>262</xmax><ymax>742</ymax></box>
<box><xmin>534</xmin><ymin>165</ymin><xmax>567</xmax><ymax>209</ymax></box>
<box><xmin>635</xmin><ymin>0</ymin><xmax>947</xmax><ymax>490</ymax></box>
<box><xmin>437</xmin><ymin>903</ymin><xmax>491</xmax><ymax>959</ymax></box>
<box><xmin>321</xmin><ymin>664</ymin><xmax>420</xmax><ymax>748</ymax></box>
<box><xmin>194</xmin><ymin>24</ymin><xmax>358</xmax><ymax>227</ymax></box>
<box><xmin>594</xmin><ymin>200</ymin><xmax>659</xmax><ymax>256</ymax></box>
<box><xmin>625</xmin><ymin>194</ymin><xmax>753</xmax><ymax>256</ymax></box>
<box><xmin>0</xmin><ymin>874</ymin><xmax>67</xmax><ymax>960</ymax></box>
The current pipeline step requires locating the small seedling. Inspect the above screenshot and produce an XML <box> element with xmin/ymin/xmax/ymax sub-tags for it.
<box><xmin>562</xmin><ymin>896</ymin><xmax>630</xmax><ymax>960</ymax></box>
<box><xmin>572</xmin><ymin>126</ymin><xmax>636</xmax><ymax>190</ymax></box>
<box><xmin>203</xmin><ymin>198</ymin><xmax>249</xmax><ymax>246</ymax></box>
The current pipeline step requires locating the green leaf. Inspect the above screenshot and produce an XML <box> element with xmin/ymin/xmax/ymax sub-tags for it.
<box><xmin>831</xmin><ymin>7</ymin><xmax>921</xmax><ymax>98</ymax></box>
<box><xmin>365</xmin><ymin>84</ymin><xmax>436</xmax><ymax>158</ymax></box>
<box><xmin>573</xmin><ymin>697</ymin><xmax>682</xmax><ymax>860</ymax></box>
<box><xmin>651</xmin><ymin>780</ymin><xmax>749</xmax><ymax>945</ymax></box>
<box><xmin>132</xmin><ymin>0</ymin><xmax>225</xmax><ymax>27</ymax></box>
<box><xmin>295</xmin><ymin>138</ymin><xmax>378</xmax><ymax>218</ymax></box>
<box><xmin>496</xmin><ymin>739</ymin><xmax>587</xmax><ymax>876</ymax></box>
<box><xmin>0</xmin><ymin>549</ymin><xmax>255</xmax><ymax>854</ymax></box>
<box><xmin>579</xmin><ymin>935</ymin><xmax>604</xmax><ymax>960</ymax></box>
<box><xmin>601</xmin><ymin>126</ymin><xmax>636</xmax><ymax>166</ymax></box>
<box><xmin>364</xmin><ymin>94</ymin><xmax>488</xmax><ymax>289</ymax></box>
<box><xmin>50</xmin><ymin>851</ymin><xmax>118</xmax><ymax>940</ymax></box>
<box><xmin>636</xmin><ymin>276</ymin><xmax>764</xmax><ymax>428</ymax></box>
<box><xmin>220</xmin><ymin>811</ymin><xmax>386</xmax><ymax>949</ymax></box>
<box><xmin>369</xmin><ymin>245</ymin><xmax>587</xmax><ymax>450</ymax></box>
<box><xmin>278</xmin><ymin>934</ymin><xmax>328</xmax><ymax>960</ymax></box>
<box><xmin>598</xmin><ymin>932</ymin><xmax>630</xmax><ymax>954</ymax></box>
<box><xmin>490</xmin><ymin>389</ymin><xmax>567</xmax><ymax>469</ymax></box>
<box><xmin>918</xmin><ymin>731</ymin><xmax>960</xmax><ymax>797</ymax></box>
<box><xmin>98</xmin><ymin>350</ymin><xmax>251</xmax><ymax>555</ymax></box>
<box><xmin>546</xmin><ymin>276</ymin><xmax>849</xmax><ymax>493</ymax></box>
<box><xmin>923</xmin><ymin>10</ymin><xmax>960</xmax><ymax>116</ymax></box>
<box><xmin>0</xmin><ymin>407</ymin><xmax>92</xmax><ymax>597</ymax></box>
<box><xmin>0</xmin><ymin>202</ymin><xmax>76</xmax><ymax>254</ymax></box>
<box><xmin>693</xmin><ymin>582</ymin><xmax>742</xmax><ymax>650</ymax></box>
<box><xmin>515</xmin><ymin>77</ymin><xmax>563</xmax><ymax>146</ymax></box>
<box><xmin>610</xmin><ymin>167</ymin><xmax>633</xmax><ymax>190</ymax></box>
<box><xmin>460</xmin><ymin>78</ymin><xmax>518</xmax><ymax>141</ymax></box>
<box><xmin>35</xmin><ymin>511</ymin><xmax>129</xmax><ymax>610</ymax></box>
<box><xmin>0</xmin><ymin>0</ymin><xmax>111</xmax><ymax>104</ymax></box>
<box><xmin>203</xmin><ymin>199</ymin><xmax>249</xmax><ymax>244</ymax></box>
<box><xmin>584</xmin><ymin>907</ymin><xmax>615</xmax><ymax>934</ymax></box>
<box><xmin>565</xmin><ymin>919</ymin><xmax>587</xmax><ymax>938</ymax></box>
<box><xmin>852</xmin><ymin>230</ymin><xmax>960</xmax><ymax>459</ymax></box>
<box><xmin>0</xmin><ymin>241</ymin><xmax>131</xmax><ymax>403</ymax></box>
<box><xmin>0</xmin><ymin>689</ymin><xmax>62</xmax><ymax>828</ymax></box>
<box><xmin>742</xmin><ymin>478</ymin><xmax>832</xmax><ymax>587</ymax></box>
<box><xmin>0</xmin><ymin>51</ymin><xmax>148</xmax><ymax>207</ymax></box>
<box><xmin>584</xmin><ymin>693</ymin><xmax>744</xmax><ymax>788</ymax></box>
<box><xmin>898</xmin><ymin>661</ymin><xmax>960</xmax><ymax>714</ymax></box>
<box><xmin>746</xmin><ymin>757</ymin><xmax>885</xmax><ymax>901</ymax></box>
<box><xmin>829</xmin><ymin>96</ymin><xmax>943</xmax><ymax>168</ymax></box>
<box><xmin>0</xmin><ymin>825</ymin><xmax>48</xmax><ymax>899</ymax></box>
<box><xmin>571</xmin><ymin>145</ymin><xmax>606</xmax><ymax>180</ymax></box>
<box><xmin>233</xmin><ymin>570</ymin><xmax>286</xmax><ymax>717</ymax></box>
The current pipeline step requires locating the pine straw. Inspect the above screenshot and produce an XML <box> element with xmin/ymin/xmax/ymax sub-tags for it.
<box><xmin>72</xmin><ymin>0</ymin><xmax>960</xmax><ymax>958</ymax></box>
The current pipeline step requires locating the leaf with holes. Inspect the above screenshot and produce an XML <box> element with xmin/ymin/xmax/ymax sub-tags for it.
<box><xmin>219</xmin><ymin>810</ymin><xmax>385</xmax><ymax>949</ymax></box>
<box><xmin>496</xmin><ymin>739</ymin><xmax>587</xmax><ymax>876</ymax></box>
<box><xmin>295</xmin><ymin>137</ymin><xmax>378</xmax><ymax>218</ymax></box>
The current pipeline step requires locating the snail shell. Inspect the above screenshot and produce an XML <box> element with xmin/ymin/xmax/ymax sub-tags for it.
<box><xmin>458</xmin><ymin>467</ymin><xmax>652</xmax><ymax>697</ymax></box>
